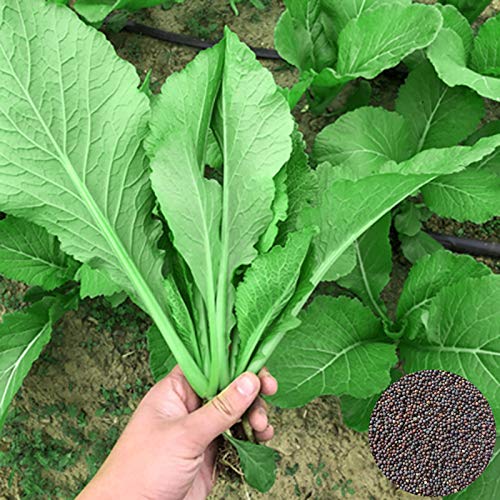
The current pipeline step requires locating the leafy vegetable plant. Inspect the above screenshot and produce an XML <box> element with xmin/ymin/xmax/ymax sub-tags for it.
<box><xmin>428</xmin><ymin>7</ymin><xmax>500</xmax><ymax>101</ymax></box>
<box><xmin>313</xmin><ymin>58</ymin><xmax>500</xmax><ymax>263</ymax></box>
<box><xmin>1</xmin><ymin>0</ymin><xmax>500</xmax><ymax>494</ymax></box>
<box><xmin>274</xmin><ymin>0</ymin><xmax>443</xmax><ymax>111</ymax></box>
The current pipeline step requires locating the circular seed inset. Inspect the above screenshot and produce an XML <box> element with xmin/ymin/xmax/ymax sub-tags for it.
<box><xmin>369</xmin><ymin>370</ymin><xmax>496</xmax><ymax>496</ymax></box>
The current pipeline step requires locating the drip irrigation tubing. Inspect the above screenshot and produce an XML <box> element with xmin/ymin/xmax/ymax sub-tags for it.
<box><xmin>427</xmin><ymin>232</ymin><xmax>500</xmax><ymax>259</ymax></box>
<box><xmin>123</xmin><ymin>20</ymin><xmax>283</xmax><ymax>60</ymax></box>
<box><xmin>116</xmin><ymin>23</ymin><xmax>499</xmax><ymax>261</ymax></box>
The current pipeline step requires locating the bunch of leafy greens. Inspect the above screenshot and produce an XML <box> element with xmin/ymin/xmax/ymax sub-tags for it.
<box><xmin>274</xmin><ymin>0</ymin><xmax>443</xmax><ymax>111</ymax></box>
<box><xmin>1</xmin><ymin>0</ymin><xmax>500</xmax><ymax>493</ymax></box>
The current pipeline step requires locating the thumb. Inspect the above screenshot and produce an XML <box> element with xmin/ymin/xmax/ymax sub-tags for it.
<box><xmin>184</xmin><ymin>372</ymin><xmax>260</xmax><ymax>451</ymax></box>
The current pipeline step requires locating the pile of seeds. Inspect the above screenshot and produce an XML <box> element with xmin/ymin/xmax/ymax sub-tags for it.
<box><xmin>369</xmin><ymin>370</ymin><xmax>496</xmax><ymax>496</ymax></box>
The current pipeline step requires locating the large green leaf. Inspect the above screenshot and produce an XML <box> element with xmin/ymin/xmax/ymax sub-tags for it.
<box><xmin>435</xmin><ymin>4</ymin><xmax>473</xmax><ymax>55</ymax></box>
<box><xmin>422</xmin><ymin>169</ymin><xmax>500</xmax><ymax>223</ymax></box>
<box><xmin>428</xmin><ymin>29</ymin><xmax>500</xmax><ymax>102</ymax></box>
<box><xmin>447</xmin><ymin>440</ymin><xmax>499</xmax><ymax>499</ymax></box>
<box><xmin>235</xmin><ymin>231</ymin><xmax>312</xmax><ymax>374</ymax></box>
<box><xmin>0</xmin><ymin>216</ymin><xmax>78</xmax><ymax>290</ymax></box>
<box><xmin>471</xmin><ymin>15</ymin><xmax>500</xmax><ymax>78</ymax></box>
<box><xmin>400</xmin><ymin>274</ymin><xmax>500</xmax><ymax>425</ymax></box>
<box><xmin>147</xmin><ymin>42</ymin><xmax>223</xmax><ymax>308</ymax></box>
<box><xmin>314</xmin><ymin>107</ymin><xmax>414</xmax><ymax>170</ymax></box>
<box><xmin>268</xmin><ymin>296</ymin><xmax>397</xmax><ymax>407</ymax></box>
<box><xmin>225</xmin><ymin>435</ymin><xmax>279</xmax><ymax>493</ymax></box>
<box><xmin>0</xmin><ymin>0</ymin><xmax>205</xmax><ymax>394</ymax></box>
<box><xmin>396</xmin><ymin>61</ymin><xmax>484</xmax><ymax>152</ymax></box>
<box><xmin>439</xmin><ymin>0</ymin><xmax>491</xmax><ymax>23</ymax></box>
<box><xmin>335</xmin><ymin>4</ymin><xmax>442</xmax><ymax>79</ymax></box>
<box><xmin>337</xmin><ymin>215</ymin><xmax>392</xmax><ymax>312</ymax></box>
<box><xmin>77</xmin><ymin>263</ymin><xmax>122</xmax><ymax>299</ymax></box>
<box><xmin>397</xmin><ymin>250</ymin><xmax>490</xmax><ymax>339</ymax></box>
<box><xmin>213</xmin><ymin>29</ymin><xmax>294</xmax><ymax>286</ymax></box>
<box><xmin>274</xmin><ymin>0</ymin><xmax>336</xmax><ymax>72</ymax></box>
<box><xmin>0</xmin><ymin>297</ymin><xmax>71</xmax><ymax>428</ymax></box>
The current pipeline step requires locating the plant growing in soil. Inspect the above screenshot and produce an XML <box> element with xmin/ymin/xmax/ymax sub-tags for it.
<box><xmin>313</xmin><ymin>58</ymin><xmax>500</xmax><ymax>264</ymax></box>
<box><xmin>1</xmin><ymin>0</ymin><xmax>500</xmax><ymax>493</ymax></box>
<box><xmin>274</xmin><ymin>0</ymin><xmax>443</xmax><ymax>111</ymax></box>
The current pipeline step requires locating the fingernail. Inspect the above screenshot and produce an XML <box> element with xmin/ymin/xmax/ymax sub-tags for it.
<box><xmin>236</xmin><ymin>374</ymin><xmax>257</xmax><ymax>397</ymax></box>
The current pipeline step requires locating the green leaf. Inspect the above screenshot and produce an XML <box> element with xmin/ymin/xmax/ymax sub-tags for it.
<box><xmin>428</xmin><ymin>29</ymin><xmax>500</xmax><ymax>102</ymax></box>
<box><xmin>213</xmin><ymin>29</ymin><xmax>294</xmax><ymax>284</ymax></box>
<box><xmin>164</xmin><ymin>276</ymin><xmax>201</xmax><ymax>367</ymax></box>
<box><xmin>77</xmin><ymin>264</ymin><xmax>122</xmax><ymax>299</ymax></box>
<box><xmin>0</xmin><ymin>0</ymin><xmax>206</xmax><ymax>394</ymax></box>
<box><xmin>400</xmin><ymin>231</ymin><xmax>442</xmax><ymax>264</ymax></box>
<box><xmin>225</xmin><ymin>435</ymin><xmax>279</xmax><ymax>493</ymax></box>
<box><xmin>335</xmin><ymin>4</ymin><xmax>442</xmax><ymax>79</ymax></box>
<box><xmin>74</xmin><ymin>0</ymin><xmax>165</xmax><ymax>25</ymax></box>
<box><xmin>277</xmin><ymin>129</ymin><xmax>317</xmax><ymax>242</ymax></box>
<box><xmin>394</xmin><ymin>202</ymin><xmax>423</xmax><ymax>237</ymax></box>
<box><xmin>147</xmin><ymin>41</ymin><xmax>223</xmax><ymax>307</ymax></box>
<box><xmin>337</xmin><ymin>215</ymin><xmax>392</xmax><ymax>310</ymax></box>
<box><xmin>422</xmin><ymin>169</ymin><xmax>500</xmax><ymax>223</ymax></box>
<box><xmin>340</xmin><ymin>369</ymin><xmax>402</xmax><ymax>432</ymax></box>
<box><xmin>446</xmin><ymin>439</ymin><xmax>499</xmax><ymax>499</ymax></box>
<box><xmin>147</xmin><ymin>325</ymin><xmax>176</xmax><ymax>383</ymax></box>
<box><xmin>344</xmin><ymin>80</ymin><xmax>372</xmax><ymax>112</ymax></box>
<box><xmin>435</xmin><ymin>4</ymin><xmax>473</xmax><ymax>55</ymax></box>
<box><xmin>314</xmin><ymin>107</ymin><xmax>414</xmax><ymax>170</ymax></box>
<box><xmin>321</xmin><ymin>0</ymin><xmax>411</xmax><ymax>42</ymax></box>
<box><xmin>396</xmin><ymin>61</ymin><xmax>484</xmax><ymax>152</ymax></box>
<box><xmin>397</xmin><ymin>250</ymin><xmax>491</xmax><ymax>340</ymax></box>
<box><xmin>465</xmin><ymin>121</ymin><xmax>500</xmax><ymax>175</ymax></box>
<box><xmin>400</xmin><ymin>274</ymin><xmax>500</xmax><ymax>424</ymax></box>
<box><xmin>275</xmin><ymin>0</ymin><xmax>336</xmax><ymax>72</ymax></box>
<box><xmin>339</xmin><ymin>394</ymin><xmax>379</xmax><ymax>433</ymax></box>
<box><xmin>235</xmin><ymin>231</ymin><xmax>312</xmax><ymax>374</ymax></box>
<box><xmin>439</xmin><ymin>0</ymin><xmax>491</xmax><ymax>23</ymax></box>
<box><xmin>0</xmin><ymin>216</ymin><xmax>78</xmax><ymax>290</ymax></box>
<box><xmin>322</xmin><ymin>246</ymin><xmax>356</xmax><ymax>282</ymax></box>
<box><xmin>471</xmin><ymin>15</ymin><xmax>500</xmax><ymax>78</ymax></box>
<box><xmin>258</xmin><ymin>167</ymin><xmax>288</xmax><ymax>253</ymax></box>
<box><xmin>268</xmin><ymin>296</ymin><xmax>397</xmax><ymax>407</ymax></box>
<box><xmin>0</xmin><ymin>297</ymin><xmax>70</xmax><ymax>428</ymax></box>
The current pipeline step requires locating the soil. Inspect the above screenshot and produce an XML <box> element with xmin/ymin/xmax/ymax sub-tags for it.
<box><xmin>0</xmin><ymin>1</ymin><xmax>499</xmax><ymax>499</ymax></box>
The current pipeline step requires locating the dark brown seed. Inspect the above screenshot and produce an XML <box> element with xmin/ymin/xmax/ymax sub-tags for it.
<box><xmin>368</xmin><ymin>370</ymin><xmax>496</xmax><ymax>496</ymax></box>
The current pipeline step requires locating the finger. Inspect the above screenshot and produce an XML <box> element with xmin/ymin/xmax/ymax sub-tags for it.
<box><xmin>254</xmin><ymin>424</ymin><xmax>274</xmax><ymax>443</ymax></box>
<box><xmin>258</xmin><ymin>368</ymin><xmax>278</xmax><ymax>396</ymax></box>
<box><xmin>248</xmin><ymin>400</ymin><xmax>268</xmax><ymax>433</ymax></box>
<box><xmin>185</xmin><ymin>373</ymin><xmax>260</xmax><ymax>451</ymax></box>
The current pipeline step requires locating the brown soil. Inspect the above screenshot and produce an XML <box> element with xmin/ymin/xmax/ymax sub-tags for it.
<box><xmin>0</xmin><ymin>1</ymin><xmax>499</xmax><ymax>499</ymax></box>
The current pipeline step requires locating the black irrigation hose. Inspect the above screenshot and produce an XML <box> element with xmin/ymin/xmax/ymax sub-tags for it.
<box><xmin>118</xmin><ymin>22</ymin><xmax>499</xmax><ymax>261</ymax></box>
<box><xmin>428</xmin><ymin>232</ymin><xmax>500</xmax><ymax>259</ymax></box>
<box><xmin>123</xmin><ymin>20</ymin><xmax>283</xmax><ymax>60</ymax></box>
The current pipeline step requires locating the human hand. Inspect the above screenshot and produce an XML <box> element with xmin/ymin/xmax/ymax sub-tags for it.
<box><xmin>77</xmin><ymin>366</ymin><xmax>278</xmax><ymax>500</ymax></box>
